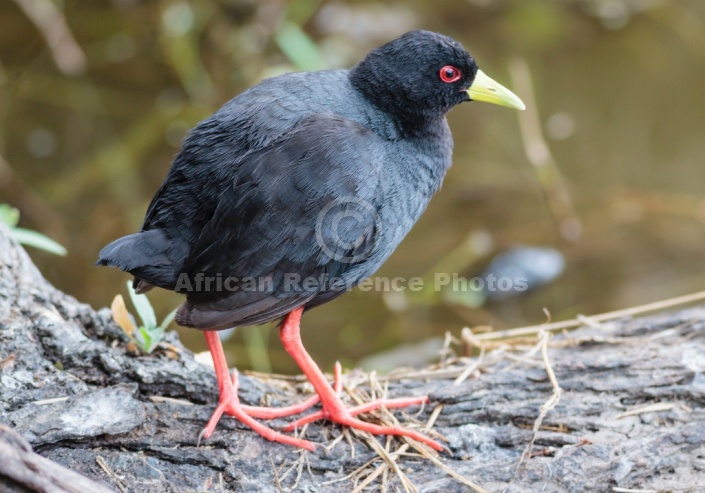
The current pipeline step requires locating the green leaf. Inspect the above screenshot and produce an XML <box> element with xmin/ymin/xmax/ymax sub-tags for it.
<box><xmin>138</xmin><ymin>326</ymin><xmax>153</xmax><ymax>353</ymax></box>
<box><xmin>127</xmin><ymin>281</ymin><xmax>157</xmax><ymax>329</ymax></box>
<box><xmin>159</xmin><ymin>308</ymin><xmax>178</xmax><ymax>331</ymax></box>
<box><xmin>0</xmin><ymin>204</ymin><xmax>20</xmax><ymax>228</ymax></box>
<box><xmin>274</xmin><ymin>22</ymin><xmax>327</xmax><ymax>72</ymax></box>
<box><xmin>11</xmin><ymin>228</ymin><xmax>67</xmax><ymax>256</ymax></box>
<box><xmin>140</xmin><ymin>325</ymin><xmax>165</xmax><ymax>353</ymax></box>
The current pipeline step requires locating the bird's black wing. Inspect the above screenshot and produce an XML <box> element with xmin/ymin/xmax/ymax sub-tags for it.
<box><xmin>98</xmin><ymin>79</ymin><xmax>323</xmax><ymax>293</ymax></box>
<box><xmin>175</xmin><ymin>113</ymin><xmax>386</xmax><ymax>330</ymax></box>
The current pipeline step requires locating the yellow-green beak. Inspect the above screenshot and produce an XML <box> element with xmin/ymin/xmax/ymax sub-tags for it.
<box><xmin>467</xmin><ymin>70</ymin><xmax>525</xmax><ymax>111</ymax></box>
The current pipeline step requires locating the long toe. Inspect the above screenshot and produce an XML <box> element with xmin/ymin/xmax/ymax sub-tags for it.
<box><xmin>336</xmin><ymin>415</ymin><xmax>444</xmax><ymax>452</ymax></box>
<box><xmin>201</xmin><ymin>394</ymin><xmax>316</xmax><ymax>450</ymax></box>
<box><xmin>282</xmin><ymin>394</ymin><xmax>443</xmax><ymax>451</ymax></box>
<box><xmin>242</xmin><ymin>393</ymin><xmax>321</xmax><ymax>420</ymax></box>
<box><xmin>236</xmin><ymin>362</ymin><xmax>343</xmax><ymax>420</ymax></box>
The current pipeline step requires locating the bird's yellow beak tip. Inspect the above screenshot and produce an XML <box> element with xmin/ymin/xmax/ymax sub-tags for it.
<box><xmin>467</xmin><ymin>70</ymin><xmax>525</xmax><ymax>111</ymax></box>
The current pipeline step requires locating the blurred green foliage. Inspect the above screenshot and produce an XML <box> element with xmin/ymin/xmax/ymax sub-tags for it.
<box><xmin>1</xmin><ymin>0</ymin><xmax>704</xmax><ymax>372</ymax></box>
<box><xmin>0</xmin><ymin>203</ymin><xmax>66</xmax><ymax>255</ymax></box>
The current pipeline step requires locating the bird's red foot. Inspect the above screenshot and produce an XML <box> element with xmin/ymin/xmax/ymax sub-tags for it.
<box><xmin>282</xmin><ymin>391</ymin><xmax>440</xmax><ymax>451</ymax></box>
<box><xmin>199</xmin><ymin>365</ymin><xmax>316</xmax><ymax>450</ymax></box>
<box><xmin>279</xmin><ymin>308</ymin><xmax>444</xmax><ymax>452</ymax></box>
<box><xmin>200</xmin><ymin>332</ymin><xmax>339</xmax><ymax>451</ymax></box>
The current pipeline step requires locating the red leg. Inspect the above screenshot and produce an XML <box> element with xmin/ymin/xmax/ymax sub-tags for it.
<box><xmin>279</xmin><ymin>308</ymin><xmax>444</xmax><ymax>452</ymax></box>
<box><xmin>199</xmin><ymin>331</ymin><xmax>316</xmax><ymax>450</ymax></box>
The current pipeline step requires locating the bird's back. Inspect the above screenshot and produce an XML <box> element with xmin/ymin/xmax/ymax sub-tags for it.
<box><xmin>98</xmin><ymin>69</ymin><xmax>453</xmax><ymax>327</ymax></box>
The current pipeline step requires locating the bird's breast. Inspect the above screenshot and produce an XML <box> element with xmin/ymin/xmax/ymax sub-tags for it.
<box><xmin>339</xmin><ymin>136</ymin><xmax>452</xmax><ymax>284</ymax></box>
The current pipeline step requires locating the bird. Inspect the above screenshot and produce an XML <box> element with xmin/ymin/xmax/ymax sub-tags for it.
<box><xmin>97</xmin><ymin>30</ymin><xmax>524</xmax><ymax>452</ymax></box>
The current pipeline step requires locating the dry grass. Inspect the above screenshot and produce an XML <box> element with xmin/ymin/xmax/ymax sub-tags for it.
<box><xmin>245</xmin><ymin>289</ymin><xmax>705</xmax><ymax>491</ymax></box>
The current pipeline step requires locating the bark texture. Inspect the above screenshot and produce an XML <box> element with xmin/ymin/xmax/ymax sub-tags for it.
<box><xmin>1</xmin><ymin>222</ymin><xmax>704</xmax><ymax>493</ymax></box>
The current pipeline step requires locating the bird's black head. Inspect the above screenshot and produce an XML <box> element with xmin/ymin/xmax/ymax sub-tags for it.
<box><xmin>350</xmin><ymin>30</ymin><xmax>524</xmax><ymax>131</ymax></box>
<box><xmin>350</xmin><ymin>31</ymin><xmax>477</xmax><ymax>126</ymax></box>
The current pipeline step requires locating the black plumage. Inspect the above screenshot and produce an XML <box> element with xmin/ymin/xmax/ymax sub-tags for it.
<box><xmin>99</xmin><ymin>30</ymin><xmax>472</xmax><ymax>329</ymax></box>
<box><xmin>97</xmin><ymin>30</ymin><xmax>524</xmax><ymax>450</ymax></box>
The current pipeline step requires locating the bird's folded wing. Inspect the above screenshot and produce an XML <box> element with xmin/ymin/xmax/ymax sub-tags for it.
<box><xmin>175</xmin><ymin>113</ymin><xmax>387</xmax><ymax>330</ymax></box>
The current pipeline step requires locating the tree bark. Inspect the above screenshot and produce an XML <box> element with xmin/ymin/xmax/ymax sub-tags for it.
<box><xmin>1</xmin><ymin>222</ymin><xmax>704</xmax><ymax>493</ymax></box>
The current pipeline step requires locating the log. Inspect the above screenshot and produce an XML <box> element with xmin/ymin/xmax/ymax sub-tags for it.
<box><xmin>1</xmin><ymin>221</ymin><xmax>704</xmax><ymax>492</ymax></box>
<box><xmin>0</xmin><ymin>425</ymin><xmax>114</xmax><ymax>493</ymax></box>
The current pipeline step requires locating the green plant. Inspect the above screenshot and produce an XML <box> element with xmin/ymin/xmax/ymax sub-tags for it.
<box><xmin>111</xmin><ymin>281</ymin><xmax>176</xmax><ymax>353</ymax></box>
<box><xmin>0</xmin><ymin>204</ymin><xmax>67</xmax><ymax>256</ymax></box>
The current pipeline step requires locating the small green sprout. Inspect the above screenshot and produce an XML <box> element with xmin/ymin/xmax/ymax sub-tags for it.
<box><xmin>111</xmin><ymin>281</ymin><xmax>176</xmax><ymax>353</ymax></box>
<box><xmin>0</xmin><ymin>204</ymin><xmax>67</xmax><ymax>256</ymax></box>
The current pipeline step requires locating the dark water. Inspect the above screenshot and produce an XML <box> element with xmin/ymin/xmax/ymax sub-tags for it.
<box><xmin>1</xmin><ymin>0</ymin><xmax>704</xmax><ymax>373</ymax></box>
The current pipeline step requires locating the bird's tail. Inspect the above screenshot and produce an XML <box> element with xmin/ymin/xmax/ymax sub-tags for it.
<box><xmin>96</xmin><ymin>229</ymin><xmax>188</xmax><ymax>293</ymax></box>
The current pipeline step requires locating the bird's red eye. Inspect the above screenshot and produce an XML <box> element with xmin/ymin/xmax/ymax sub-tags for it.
<box><xmin>439</xmin><ymin>66</ymin><xmax>461</xmax><ymax>83</ymax></box>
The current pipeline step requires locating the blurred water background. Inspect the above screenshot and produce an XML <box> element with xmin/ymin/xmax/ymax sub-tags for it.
<box><xmin>1</xmin><ymin>0</ymin><xmax>704</xmax><ymax>373</ymax></box>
